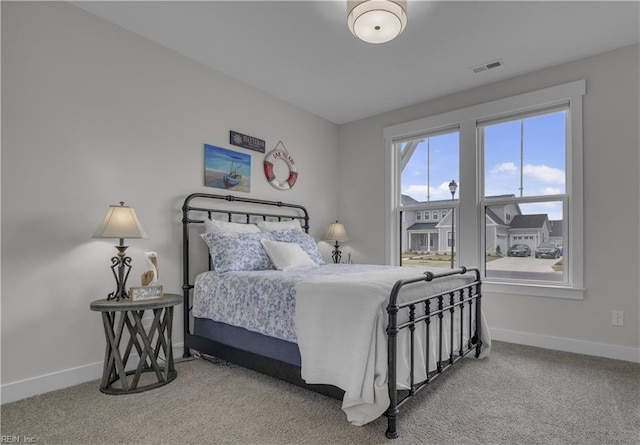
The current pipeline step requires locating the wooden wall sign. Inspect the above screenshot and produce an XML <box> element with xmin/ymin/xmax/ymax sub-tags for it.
<box><xmin>230</xmin><ymin>130</ymin><xmax>265</xmax><ymax>153</ymax></box>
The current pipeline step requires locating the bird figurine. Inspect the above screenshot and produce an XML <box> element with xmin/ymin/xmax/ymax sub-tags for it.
<box><xmin>141</xmin><ymin>251</ymin><xmax>159</xmax><ymax>286</ymax></box>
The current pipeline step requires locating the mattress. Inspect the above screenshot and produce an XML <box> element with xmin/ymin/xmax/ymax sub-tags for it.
<box><xmin>192</xmin><ymin>264</ymin><xmax>391</xmax><ymax>342</ymax></box>
<box><xmin>192</xmin><ymin>264</ymin><xmax>392</xmax><ymax>366</ymax></box>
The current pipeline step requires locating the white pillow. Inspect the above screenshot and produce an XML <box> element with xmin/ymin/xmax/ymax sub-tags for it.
<box><xmin>260</xmin><ymin>239</ymin><xmax>317</xmax><ymax>271</ymax></box>
<box><xmin>257</xmin><ymin>220</ymin><xmax>303</xmax><ymax>232</ymax></box>
<box><xmin>270</xmin><ymin>229</ymin><xmax>324</xmax><ymax>265</ymax></box>
<box><xmin>204</xmin><ymin>218</ymin><xmax>260</xmax><ymax>234</ymax></box>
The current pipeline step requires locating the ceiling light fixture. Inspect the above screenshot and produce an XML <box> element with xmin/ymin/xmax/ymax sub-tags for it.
<box><xmin>347</xmin><ymin>0</ymin><xmax>407</xmax><ymax>44</ymax></box>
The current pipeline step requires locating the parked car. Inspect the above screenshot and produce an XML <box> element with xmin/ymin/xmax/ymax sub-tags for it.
<box><xmin>535</xmin><ymin>242</ymin><xmax>561</xmax><ymax>259</ymax></box>
<box><xmin>507</xmin><ymin>244</ymin><xmax>531</xmax><ymax>257</ymax></box>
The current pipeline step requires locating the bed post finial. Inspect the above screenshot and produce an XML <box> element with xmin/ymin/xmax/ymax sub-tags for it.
<box><xmin>423</xmin><ymin>271</ymin><xmax>435</xmax><ymax>281</ymax></box>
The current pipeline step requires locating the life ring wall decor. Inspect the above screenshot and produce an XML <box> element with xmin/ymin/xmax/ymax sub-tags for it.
<box><xmin>263</xmin><ymin>141</ymin><xmax>298</xmax><ymax>190</ymax></box>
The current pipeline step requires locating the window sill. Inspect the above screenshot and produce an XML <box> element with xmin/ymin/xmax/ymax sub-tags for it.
<box><xmin>483</xmin><ymin>280</ymin><xmax>585</xmax><ymax>300</ymax></box>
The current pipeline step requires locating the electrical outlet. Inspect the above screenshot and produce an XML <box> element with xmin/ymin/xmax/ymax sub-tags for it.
<box><xmin>612</xmin><ymin>310</ymin><xmax>624</xmax><ymax>326</ymax></box>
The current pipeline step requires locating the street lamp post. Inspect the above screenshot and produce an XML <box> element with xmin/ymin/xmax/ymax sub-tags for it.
<box><xmin>449</xmin><ymin>180</ymin><xmax>458</xmax><ymax>269</ymax></box>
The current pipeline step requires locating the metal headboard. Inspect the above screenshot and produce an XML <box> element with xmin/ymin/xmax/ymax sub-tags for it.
<box><xmin>181</xmin><ymin>192</ymin><xmax>310</xmax><ymax>357</ymax></box>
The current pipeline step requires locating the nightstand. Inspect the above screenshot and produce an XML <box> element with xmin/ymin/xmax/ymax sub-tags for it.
<box><xmin>90</xmin><ymin>293</ymin><xmax>181</xmax><ymax>395</ymax></box>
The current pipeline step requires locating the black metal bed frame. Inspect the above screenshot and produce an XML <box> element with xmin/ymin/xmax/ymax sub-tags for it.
<box><xmin>181</xmin><ymin>192</ymin><xmax>483</xmax><ymax>439</ymax></box>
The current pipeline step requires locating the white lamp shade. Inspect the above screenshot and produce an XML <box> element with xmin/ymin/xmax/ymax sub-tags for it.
<box><xmin>93</xmin><ymin>202</ymin><xmax>148</xmax><ymax>239</ymax></box>
<box><xmin>323</xmin><ymin>221</ymin><xmax>349</xmax><ymax>242</ymax></box>
<box><xmin>347</xmin><ymin>0</ymin><xmax>407</xmax><ymax>44</ymax></box>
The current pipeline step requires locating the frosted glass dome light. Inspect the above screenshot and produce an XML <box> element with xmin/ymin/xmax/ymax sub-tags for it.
<box><xmin>347</xmin><ymin>0</ymin><xmax>407</xmax><ymax>44</ymax></box>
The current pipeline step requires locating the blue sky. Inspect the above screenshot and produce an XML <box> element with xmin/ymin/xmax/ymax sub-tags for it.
<box><xmin>401</xmin><ymin>111</ymin><xmax>565</xmax><ymax>220</ymax></box>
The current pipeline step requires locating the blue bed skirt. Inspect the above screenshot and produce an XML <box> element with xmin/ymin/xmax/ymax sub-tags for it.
<box><xmin>193</xmin><ymin>317</ymin><xmax>301</xmax><ymax>367</ymax></box>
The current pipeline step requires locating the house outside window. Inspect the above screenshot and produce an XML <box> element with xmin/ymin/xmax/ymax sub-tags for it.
<box><xmin>481</xmin><ymin>107</ymin><xmax>566</xmax><ymax>284</ymax></box>
<box><xmin>397</xmin><ymin>129</ymin><xmax>460</xmax><ymax>269</ymax></box>
<box><xmin>386</xmin><ymin>80</ymin><xmax>585</xmax><ymax>299</ymax></box>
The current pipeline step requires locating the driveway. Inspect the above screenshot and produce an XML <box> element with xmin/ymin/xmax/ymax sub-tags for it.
<box><xmin>486</xmin><ymin>256</ymin><xmax>560</xmax><ymax>273</ymax></box>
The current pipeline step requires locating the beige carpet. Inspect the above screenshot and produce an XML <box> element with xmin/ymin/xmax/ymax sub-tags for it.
<box><xmin>1</xmin><ymin>341</ymin><xmax>638</xmax><ymax>445</ymax></box>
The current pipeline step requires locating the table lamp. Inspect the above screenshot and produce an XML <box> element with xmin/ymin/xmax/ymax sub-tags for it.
<box><xmin>322</xmin><ymin>221</ymin><xmax>349</xmax><ymax>264</ymax></box>
<box><xmin>93</xmin><ymin>202</ymin><xmax>148</xmax><ymax>300</ymax></box>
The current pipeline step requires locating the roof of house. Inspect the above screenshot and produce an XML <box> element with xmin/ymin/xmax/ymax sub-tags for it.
<box><xmin>403</xmin><ymin>193</ymin><xmax>516</xmax><ymax>206</ymax></box>
<box><xmin>549</xmin><ymin>220</ymin><xmax>563</xmax><ymax>237</ymax></box>
<box><xmin>407</xmin><ymin>222</ymin><xmax>439</xmax><ymax>231</ymax></box>
<box><xmin>485</xmin><ymin>207</ymin><xmax>506</xmax><ymax>225</ymax></box>
<box><xmin>510</xmin><ymin>214</ymin><xmax>549</xmax><ymax>229</ymax></box>
<box><xmin>487</xmin><ymin>194</ymin><xmax>517</xmax><ymax>199</ymax></box>
<box><xmin>401</xmin><ymin>194</ymin><xmax>420</xmax><ymax>206</ymax></box>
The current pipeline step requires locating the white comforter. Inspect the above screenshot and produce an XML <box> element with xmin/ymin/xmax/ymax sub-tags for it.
<box><xmin>295</xmin><ymin>267</ymin><xmax>491</xmax><ymax>426</ymax></box>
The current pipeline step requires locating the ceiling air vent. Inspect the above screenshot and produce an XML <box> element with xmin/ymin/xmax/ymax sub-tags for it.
<box><xmin>472</xmin><ymin>59</ymin><xmax>504</xmax><ymax>74</ymax></box>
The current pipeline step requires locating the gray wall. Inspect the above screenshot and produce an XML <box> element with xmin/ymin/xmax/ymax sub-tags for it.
<box><xmin>339</xmin><ymin>44</ymin><xmax>640</xmax><ymax>354</ymax></box>
<box><xmin>1</xmin><ymin>2</ymin><xmax>339</xmax><ymax>386</ymax></box>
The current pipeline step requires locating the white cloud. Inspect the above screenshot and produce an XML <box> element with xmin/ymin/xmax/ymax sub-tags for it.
<box><xmin>490</xmin><ymin>162</ymin><xmax>518</xmax><ymax>175</ymax></box>
<box><xmin>402</xmin><ymin>184</ymin><xmax>428</xmax><ymax>200</ymax></box>
<box><xmin>542</xmin><ymin>187</ymin><xmax>562</xmax><ymax>195</ymax></box>
<box><xmin>523</xmin><ymin>164</ymin><xmax>565</xmax><ymax>184</ymax></box>
<box><xmin>435</xmin><ymin>181</ymin><xmax>459</xmax><ymax>198</ymax></box>
<box><xmin>402</xmin><ymin>182</ymin><xmax>459</xmax><ymax>202</ymax></box>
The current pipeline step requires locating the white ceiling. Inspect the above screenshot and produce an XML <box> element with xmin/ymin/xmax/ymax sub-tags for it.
<box><xmin>73</xmin><ymin>1</ymin><xmax>640</xmax><ymax>125</ymax></box>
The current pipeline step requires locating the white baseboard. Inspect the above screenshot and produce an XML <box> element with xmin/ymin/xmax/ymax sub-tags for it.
<box><xmin>490</xmin><ymin>328</ymin><xmax>640</xmax><ymax>363</ymax></box>
<box><xmin>1</xmin><ymin>343</ymin><xmax>184</xmax><ymax>405</ymax></box>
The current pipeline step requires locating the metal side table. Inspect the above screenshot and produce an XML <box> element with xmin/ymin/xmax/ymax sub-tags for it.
<box><xmin>90</xmin><ymin>293</ymin><xmax>181</xmax><ymax>395</ymax></box>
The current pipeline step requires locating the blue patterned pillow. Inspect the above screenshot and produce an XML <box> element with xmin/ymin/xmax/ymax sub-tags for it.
<box><xmin>270</xmin><ymin>229</ymin><xmax>324</xmax><ymax>265</ymax></box>
<box><xmin>200</xmin><ymin>232</ymin><xmax>275</xmax><ymax>273</ymax></box>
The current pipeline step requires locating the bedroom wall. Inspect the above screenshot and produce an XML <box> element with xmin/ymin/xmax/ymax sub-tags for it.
<box><xmin>1</xmin><ymin>2</ymin><xmax>339</xmax><ymax>398</ymax></box>
<box><xmin>338</xmin><ymin>44</ymin><xmax>640</xmax><ymax>360</ymax></box>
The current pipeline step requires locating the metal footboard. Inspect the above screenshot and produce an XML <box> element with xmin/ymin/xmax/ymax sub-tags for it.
<box><xmin>385</xmin><ymin>267</ymin><xmax>482</xmax><ymax>439</ymax></box>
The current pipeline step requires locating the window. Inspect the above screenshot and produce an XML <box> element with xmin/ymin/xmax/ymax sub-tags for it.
<box><xmin>398</xmin><ymin>129</ymin><xmax>460</xmax><ymax>269</ymax></box>
<box><xmin>416</xmin><ymin>212</ymin><xmax>421</xmax><ymax>221</ymax></box>
<box><xmin>481</xmin><ymin>109</ymin><xmax>567</xmax><ymax>284</ymax></box>
<box><xmin>385</xmin><ymin>80</ymin><xmax>584</xmax><ymax>299</ymax></box>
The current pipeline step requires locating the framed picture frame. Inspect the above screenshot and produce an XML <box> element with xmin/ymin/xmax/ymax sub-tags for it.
<box><xmin>204</xmin><ymin>144</ymin><xmax>251</xmax><ymax>192</ymax></box>
<box><xmin>129</xmin><ymin>285</ymin><xmax>163</xmax><ymax>302</ymax></box>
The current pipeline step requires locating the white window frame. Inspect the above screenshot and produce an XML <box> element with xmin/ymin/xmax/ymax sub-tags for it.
<box><xmin>384</xmin><ymin>80</ymin><xmax>585</xmax><ymax>299</ymax></box>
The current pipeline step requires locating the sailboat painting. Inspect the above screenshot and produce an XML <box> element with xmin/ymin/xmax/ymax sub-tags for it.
<box><xmin>204</xmin><ymin>144</ymin><xmax>251</xmax><ymax>192</ymax></box>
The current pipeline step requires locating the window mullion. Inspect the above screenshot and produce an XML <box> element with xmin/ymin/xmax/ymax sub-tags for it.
<box><xmin>458</xmin><ymin>120</ymin><xmax>479</xmax><ymax>268</ymax></box>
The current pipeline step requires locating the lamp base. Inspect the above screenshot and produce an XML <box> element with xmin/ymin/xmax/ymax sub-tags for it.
<box><xmin>107</xmin><ymin>253</ymin><xmax>132</xmax><ymax>301</ymax></box>
<box><xmin>331</xmin><ymin>241</ymin><xmax>342</xmax><ymax>264</ymax></box>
